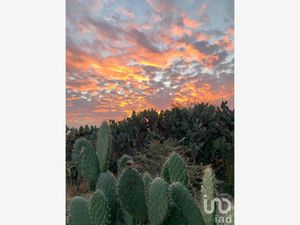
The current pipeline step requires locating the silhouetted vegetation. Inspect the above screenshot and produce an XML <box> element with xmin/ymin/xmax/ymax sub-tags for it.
<box><xmin>66</xmin><ymin>101</ymin><xmax>234</xmax><ymax>195</ymax></box>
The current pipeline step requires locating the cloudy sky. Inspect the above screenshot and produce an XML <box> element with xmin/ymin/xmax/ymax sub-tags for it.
<box><xmin>66</xmin><ymin>0</ymin><xmax>234</xmax><ymax>127</ymax></box>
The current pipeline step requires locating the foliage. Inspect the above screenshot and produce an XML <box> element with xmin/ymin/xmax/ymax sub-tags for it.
<box><xmin>66</xmin><ymin>102</ymin><xmax>234</xmax><ymax>194</ymax></box>
<box><xmin>118</xmin><ymin>155</ymin><xmax>132</xmax><ymax>175</ymax></box>
<box><xmin>68</xmin><ymin>129</ymin><xmax>210</xmax><ymax>225</ymax></box>
<box><xmin>133</xmin><ymin>138</ymin><xmax>185</xmax><ymax>176</ymax></box>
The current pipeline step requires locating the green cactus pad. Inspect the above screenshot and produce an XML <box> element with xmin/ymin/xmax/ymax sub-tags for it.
<box><xmin>122</xmin><ymin>208</ymin><xmax>137</xmax><ymax>225</ymax></box>
<box><xmin>118</xmin><ymin>155</ymin><xmax>132</xmax><ymax>174</ymax></box>
<box><xmin>69</xmin><ymin>196</ymin><xmax>93</xmax><ymax>225</ymax></box>
<box><xmin>169</xmin><ymin>182</ymin><xmax>205</xmax><ymax>225</ymax></box>
<box><xmin>119</xmin><ymin>167</ymin><xmax>147</xmax><ymax>222</ymax></box>
<box><xmin>143</xmin><ymin>172</ymin><xmax>152</xmax><ymax>195</ymax></box>
<box><xmin>147</xmin><ymin>177</ymin><xmax>170</xmax><ymax>225</ymax></box>
<box><xmin>96</xmin><ymin>172</ymin><xmax>118</xmax><ymax>219</ymax></box>
<box><xmin>201</xmin><ymin>166</ymin><xmax>217</xmax><ymax>225</ymax></box>
<box><xmin>162</xmin><ymin>152</ymin><xmax>188</xmax><ymax>185</ymax></box>
<box><xmin>97</xmin><ymin>121</ymin><xmax>111</xmax><ymax>172</ymax></box>
<box><xmin>72</xmin><ymin>138</ymin><xmax>99</xmax><ymax>191</ymax></box>
<box><xmin>90</xmin><ymin>190</ymin><xmax>110</xmax><ymax>225</ymax></box>
<box><xmin>163</xmin><ymin>204</ymin><xmax>186</xmax><ymax>225</ymax></box>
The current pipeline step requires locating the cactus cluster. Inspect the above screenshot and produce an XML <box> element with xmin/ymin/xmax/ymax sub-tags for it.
<box><xmin>69</xmin><ymin>122</ymin><xmax>212</xmax><ymax>225</ymax></box>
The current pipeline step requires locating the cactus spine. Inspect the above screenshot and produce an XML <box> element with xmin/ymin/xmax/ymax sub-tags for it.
<box><xmin>96</xmin><ymin>171</ymin><xmax>118</xmax><ymax>220</ymax></box>
<box><xmin>90</xmin><ymin>190</ymin><xmax>110</xmax><ymax>225</ymax></box>
<box><xmin>97</xmin><ymin>121</ymin><xmax>111</xmax><ymax>172</ymax></box>
<box><xmin>169</xmin><ymin>182</ymin><xmax>205</xmax><ymax>225</ymax></box>
<box><xmin>119</xmin><ymin>167</ymin><xmax>147</xmax><ymax>222</ymax></box>
<box><xmin>72</xmin><ymin>138</ymin><xmax>99</xmax><ymax>191</ymax></box>
<box><xmin>201</xmin><ymin>166</ymin><xmax>217</xmax><ymax>225</ymax></box>
<box><xmin>162</xmin><ymin>152</ymin><xmax>188</xmax><ymax>185</ymax></box>
<box><xmin>69</xmin><ymin>196</ymin><xmax>93</xmax><ymax>225</ymax></box>
<box><xmin>147</xmin><ymin>177</ymin><xmax>169</xmax><ymax>225</ymax></box>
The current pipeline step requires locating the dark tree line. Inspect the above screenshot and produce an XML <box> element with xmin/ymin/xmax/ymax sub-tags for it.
<box><xmin>66</xmin><ymin>101</ymin><xmax>234</xmax><ymax>195</ymax></box>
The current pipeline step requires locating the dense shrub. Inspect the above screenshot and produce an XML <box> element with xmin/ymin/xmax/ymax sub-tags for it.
<box><xmin>66</xmin><ymin>102</ymin><xmax>234</xmax><ymax>195</ymax></box>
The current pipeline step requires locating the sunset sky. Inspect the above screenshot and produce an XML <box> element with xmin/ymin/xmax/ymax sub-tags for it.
<box><xmin>66</xmin><ymin>0</ymin><xmax>234</xmax><ymax>127</ymax></box>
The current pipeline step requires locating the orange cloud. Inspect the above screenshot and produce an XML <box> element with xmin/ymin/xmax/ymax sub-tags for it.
<box><xmin>197</xmin><ymin>33</ymin><xmax>210</xmax><ymax>41</ymax></box>
<box><xmin>67</xmin><ymin>79</ymin><xmax>99</xmax><ymax>92</ymax></box>
<box><xmin>173</xmin><ymin>82</ymin><xmax>233</xmax><ymax>106</ymax></box>
<box><xmin>183</xmin><ymin>18</ymin><xmax>201</xmax><ymax>29</ymax></box>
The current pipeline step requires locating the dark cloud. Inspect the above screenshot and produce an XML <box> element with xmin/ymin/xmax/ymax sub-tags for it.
<box><xmin>193</xmin><ymin>41</ymin><xmax>220</xmax><ymax>55</ymax></box>
<box><xmin>127</xmin><ymin>29</ymin><xmax>161</xmax><ymax>53</ymax></box>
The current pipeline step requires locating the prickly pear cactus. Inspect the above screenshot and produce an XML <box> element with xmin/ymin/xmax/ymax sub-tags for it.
<box><xmin>90</xmin><ymin>190</ymin><xmax>110</xmax><ymax>225</ymax></box>
<box><xmin>119</xmin><ymin>167</ymin><xmax>147</xmax><ymax>222</ymax></box>
<box><xmin>69</xmin><ymin>196</ymin><xmax>93</xmax><ymax>225</ymax></box>
<box><xmin>143</xmin><ymin>172</ymin><xmax>152</xmax><ymax>195</ymax></box>
<box><xmin>201</xmin><ymin>166</ymin><xmax>217</xmax><ymax>225</ymax></box>
<box><xmin>147</xmin><ymin>177</ymin><xmax>170</xmax><ymax>225</ymax></box>
<box><xmin>169</xmin><ymin>182</ymin><xmax>205</xmax><ymax>225</ymax></box>
<box><xmin>118</xmin><ymin>155</ymin><xmax>132</xmax><ymax>174</ymax></box>
<box><xmin>96</xmin><ymin>121</ymin><xmax>111</xmax><ymax>172</ymax></box>
<box><xmin>122</xmin><ymin>208</ymin><xmax>137</xmax><ymax>225</ymax></box>
<box><xmin>162</xmin><ymin>152</ymin><xmax>188</xmax><ymax>185</ymax></box>
<box><xmin>96</xmin><ymin>171</ymin><xmax>118</xmax><ymax>220</ymax></box>
<box><xmin>72</xmin><ymin>138</ymin><xmax>99</xmax><ymax>190</ymax></box>
<box><xmin>163</xmin><ymin>204</ymin><xmax>186</xmax><ymax>225</ymax></box>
